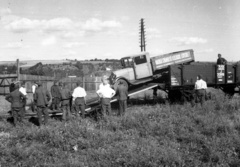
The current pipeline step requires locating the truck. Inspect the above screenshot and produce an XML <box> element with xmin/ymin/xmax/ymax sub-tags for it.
<box><xmin>109</xmin><ymin>49</ymin><xmax>194</xmax><ymax>90</ymax></box>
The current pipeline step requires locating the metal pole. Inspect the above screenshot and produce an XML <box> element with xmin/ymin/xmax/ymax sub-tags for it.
<box><xmin>140</xmin><ymin>18</ymin><xmax>146</xmax><ymax>52</ymax></box>
<box><xmin>16</xmin><ymin>59</ymin><xmax>20</xmax><ymax>81</ymax></box>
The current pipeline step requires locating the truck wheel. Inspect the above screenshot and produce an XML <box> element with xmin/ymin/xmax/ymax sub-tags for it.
<box><xmin>114</xmin><ymin>79</ymin><xmax>128</xmax><ymax>90</ymax></box>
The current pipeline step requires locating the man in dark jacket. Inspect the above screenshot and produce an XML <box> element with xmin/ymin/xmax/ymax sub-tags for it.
<box><xmin>60</xmin><ymin>82</ymin><xmax>72</xmax><ymax>121</ymax></box>
<box><xmin>51</xmin><ymin>81</ymin><xmax>61</xmax><ymax>111</ymax></box>
<box><xmin>116</xmin><ymin>81</ymin><xmax>128</xmax><ymax>116</ymax></box>
<box><xmin>34</xmin><ymin>82</ymin><xmax>51</xmax><ymax>126</ymax></box>
<box><xmin>9</xmin><ymin>79</ymin><xmax>19</xmax><ymax>93</ymax></box>
<box><xmin>5</xmin><ymin>84</ymin><xmax>26</xmax><ymax>126</ymax></box>
<box><xmin>217</xmin><ymin>54</ymin><xmax>227</xmax><ymax>65</ymax></box>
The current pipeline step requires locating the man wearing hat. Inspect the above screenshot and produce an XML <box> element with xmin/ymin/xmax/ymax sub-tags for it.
<box><xmin>194</xmin><ymin>74</ymin><xmax>207</xmax><ymax>106</ymax></box>
<box><xmin>34</xmin><ymin>82</ymin><xmax>51</xmax><ymax>126</ymax></box>
<box><xmin>5</xmin><ymin>83</ymin><xmax>26</xmax><ymax>126</ymax></box>
<box><xmin>72</xmin><ymin>81</ymin><xmax>87</xmax><ymax>118</ymax></box>
<box><xmin>116</xmin><ymin>81</ymin><xmax>128</xmax><ymax>116</ymax></box>
<box><xmin>60</xmin><ymin>82</ymin><xmax>72</xmax><ymax>121</ymax></box>
<box><xmin>51</xmin><ymin>81</ymin><xmax>61</xmax><ymax>111</ymax></box>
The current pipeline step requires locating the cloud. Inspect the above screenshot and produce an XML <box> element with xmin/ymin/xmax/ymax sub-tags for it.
<box><xmin>146</xmin><ymin>28</ymin><xmax>161</xmax><ymax>39</ymax></box>
<box><xmin>41</xmin><ymin>36</ymin><xmax>57</xmax><ymax>46</ymax></box>
<box><xmin>5</xmin><ymin>18</ymin><xmax>41</xmax><ymax>33</ymax></box>
<box><xmin>1</xmin><ymin>42</ymin><xmax>30</xmax><ymax>49</ymax></box>
<box><xmin>197</xmin><ymin>48</ymin><xmax>214</xmax><ymax>53</ymax></box>
<box><xmin>170</xmin><ymin>37</ymin><xmax>207</xmax><ymax>45</ymax></box>
<box><xmin>59</xmin><ymin>31</ymin><xmax>85</xmax><ymax>39</ymax></box>
<box><xmin>63</xmin><ymin>42</ymin><xmax>86</xmax><ymax>48</ymax></box>
<box><xmin>3</xmin><ymin>15</ymin><xmax>122</xmax><ymax>38</ymax></box>
<box><xmin>0</xmin><ymin>8</ymin><xmax>12</xmax><ymax>16</ymax></box>
<box><xmin>42</xmin><ymin>18</ymin><xmax>74</xmax><ymax>33</ymax></box>
<box><xmin>82</xmin><ymin>18</ymin><xmax>122</xmax><ymax>32</ymax></box>
<box><xmin>4</xmin><ymin>17</ymin><xmax>74</xmax><ymax>33</ymax></box>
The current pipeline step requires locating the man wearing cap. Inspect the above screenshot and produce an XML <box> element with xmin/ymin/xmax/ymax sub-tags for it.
<box><xmin>194</xmin><ymin>74</ymin><xmax>207</xmax><ymax>106</ymax></box>
<box><xmin>97</xmin><ymin>77</ymin><xmax>115</xmax><ymax>116</ymax></box>
<box><xmin>116</xmin><ymin>81</ymin><xmax>128</xmax><ymax>116</ymax></box>
<box><xmin>60</xmin><ymin>82</ymin><xmax>72</xmax><ymax>121</ymax></box>
<box><xmin>9</xmin><ymin>79</ymin><xmax>16</xmax><ymax>93</ymax></box>
<box><xmin>217</xmin><ymin>54</ymin><xmax>227</xmax><ymax>65</ymax></box>
<box><xmin>51</xmin><ymin>81</ymin><xmax>61</xmax><ymax>111</ymax></box>
<box><xmin>72</xmin><ymin>81</ymin><xmax>87</xmax><ymax>118</ymax></box>
<box><xmin>34</xmin><ymin>82</ymin><xmax>51</xmax><ymax>126</ymax></box>
<box><xmin>5</xmin><ymin>84</ymin><xmax>26</xmax><ymax>126</ymax></box>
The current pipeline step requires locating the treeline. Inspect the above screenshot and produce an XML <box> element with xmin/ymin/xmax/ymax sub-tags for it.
<box><xmin>0</xmin><ymin>65</ymin><xmax>17</xmax><ymax>74</ymax></box>
<box><xmin>20</xmin><ymin>60</ymin><xmax>121</xmax><ymax>79</ymax></box>
<box><xmin>65</xmin><ymin>58</ymin><xmax>120</xmax><ymax>62</ymax></box>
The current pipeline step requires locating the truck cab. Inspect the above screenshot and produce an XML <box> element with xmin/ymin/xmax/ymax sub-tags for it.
<box><xmin>110</xmin><ymin>52</ymin><xmax>153</xmax><ymax>89</ymax></box>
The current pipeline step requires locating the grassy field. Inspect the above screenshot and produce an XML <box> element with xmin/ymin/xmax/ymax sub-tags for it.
<box><xmin>1</xmin><ymin>89</ymin><xmax>240</xmax><ymax>166</ymax></box>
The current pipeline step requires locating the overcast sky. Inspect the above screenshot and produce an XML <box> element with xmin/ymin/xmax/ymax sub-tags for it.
<box><xmin>0</xmin><ymin>0</ymin><xmax>239</xmax><ymax>62</ymax></box>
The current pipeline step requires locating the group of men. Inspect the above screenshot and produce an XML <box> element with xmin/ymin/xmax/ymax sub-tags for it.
<box><xmin>5</xmin><ymin>75</ymin><xmax>128</xmax><ymax>126</ymax></box>
<box><xmin>5</xmin><ymin>53</ymin><xmax>226</xmax><ymax>126</ymax></box>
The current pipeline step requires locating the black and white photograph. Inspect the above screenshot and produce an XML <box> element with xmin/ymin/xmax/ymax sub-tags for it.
<box><xmin>0</xmin><ymin>0</ymin><xmax>240</xmax><ymax>166</ymax></box>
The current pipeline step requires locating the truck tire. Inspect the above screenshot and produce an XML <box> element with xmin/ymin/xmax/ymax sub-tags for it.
<box><xmin>114</xmin><ymin>79</ymin><xmax>128</xmax><ymax>90</ymax></box>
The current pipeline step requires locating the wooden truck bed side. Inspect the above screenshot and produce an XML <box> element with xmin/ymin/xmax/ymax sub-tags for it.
<box><xmin>151</xmin><ymin>49</ymin><xmax>194</xmax><ymax>72</ymax></box>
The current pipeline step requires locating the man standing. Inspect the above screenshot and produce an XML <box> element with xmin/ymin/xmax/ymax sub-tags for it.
<box><xmin>5</xmin><ymin>84</ymin><xmax>26</xmax><ymax>126</ymax></box>
<box><xmin>116</xmin><ymin>81</ymin><xmax>128</xmax><ymax>116</ymax></box>
<box><xmin>34</xmin><ymin>82</ymin><xmax>51</xmax><ymax>126</ymax></box>
<box><xmin>97</xmin><ymin>77</ymin><xmax>115</xmax><ymax>116</ymax></box>
<box><xmin>194</xmin><ymin>74</ymin><xmax>207</xmax><ymax>106</ymax></box>
<box><xmin>72</xmin><ymin>81</ymin><xmax>87</xmax><ymax>118</ymax></box>
<box><xmin>9</xmin><ymin>79</ymin><xmax>17</xmax><ymax>93</ymax></box>
<box><xmin>19</xmin><ymin>82</ymin><xmax>27</xmax><ymax>116</ymax></box>
<box><xmin>217</xmin><ymin>54</ymin><xmax>227</xmax><ymax>65</ymax></box>
<box><xmin>32</xmin><ymin>81</ymin><xmax>38</xmax><ymax>94</ymax></box>
<box><xmin>60</xmin><ymin>82</ymin><xmax>72</xmax><ymax>121</ymax></box>
<box><xmin>51</xmin><ymin>81</ymin><xmax>61</xmax><ymax>111</ymax></box>
<box><xmin>99</xmin><ymin>75</ymin><xmax>110</xmax><ymax>89</ymax></box>
<box><xmin>31</xmin><ymin>81</ymin><xmax>38</xmax><ymax>112</ymax></box>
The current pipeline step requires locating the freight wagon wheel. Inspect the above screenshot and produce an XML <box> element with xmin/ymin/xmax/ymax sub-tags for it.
<box><xmin>114</xmin><ymin>79</ymin><xmax>128</xmax><ymax>90</ymax></box>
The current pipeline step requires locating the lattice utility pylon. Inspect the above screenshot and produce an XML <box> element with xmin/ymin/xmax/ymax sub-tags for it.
<box><xmin>140</xmin><ymin>18</ymin><xmax>146</xmax><ymax>52</ymax></box>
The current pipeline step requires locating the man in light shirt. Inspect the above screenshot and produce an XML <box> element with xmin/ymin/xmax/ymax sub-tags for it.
<box><xmin>99</xmin><ymin>75</ymin><xmax>110</xmax><ymax>89</ymax></box>
<box><xmin>97</xmin><ymin>77</ymin><xmax>115</xmax><ymax>116</ymax></box>
<box><xmin>31</xmin><ymin>81</ymin><xmax>38</xmax><ymax>112</ymax></box>
<box><xmin>19</xmin><ymin>82</ymin><xmax>27</xmax><ymax>115</ymax></box>
<box><xmin>72</xmin><ymin>81</ymin><xmax>87</xmax><ymax>118</ymax></box>
<box><xmin>194</xmin><ymin>74</ymin><xmax>207</xmax><ymax>106</ymax></box>
<box><xmin>32</xmin><ymin>81</ymin><xmax>38</xmax><ymax>94</ymax></box>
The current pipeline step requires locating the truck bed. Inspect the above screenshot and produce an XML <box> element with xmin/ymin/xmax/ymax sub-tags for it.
<box><xmin>151</xmin><ymin>49</ymin><xmax>194</xmax><ymax>72</ymax></box>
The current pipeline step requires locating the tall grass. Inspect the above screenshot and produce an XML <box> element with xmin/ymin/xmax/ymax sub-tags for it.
<box><xmin>1</xmin><ymin>91</ymin><xmax>240</xmax><ymax>166</ymax></box>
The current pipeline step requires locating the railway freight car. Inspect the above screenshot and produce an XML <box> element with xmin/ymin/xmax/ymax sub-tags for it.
<box><xmin>160</xmin><ymin>62</ymin><xmax>240</xmax><ymax>102</ymax></box>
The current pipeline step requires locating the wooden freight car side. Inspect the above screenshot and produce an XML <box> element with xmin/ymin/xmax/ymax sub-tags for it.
<box><xmin>168</xmin><ymin>64</ymin><xmax>240</xmax><ymax>88</ymax></box>
<box><xmin>182</xmin><ymin>65</ymin><xmax>216</xmax><ymax>86</ymax></box>
<box><xmin>235</xmin><ymin>64</ymin><xmax>240</xmax><ymax>83</ymax></box>
<box><xmin>169</xmin><ymin>64</ymin><xmax>215</xmax><ymax>87</ymax></box>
